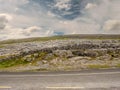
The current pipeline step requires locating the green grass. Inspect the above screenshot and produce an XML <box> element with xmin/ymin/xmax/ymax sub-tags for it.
<box><xmin>117</xmin><ymin>63</ymin><xmax>120</xmax><ymax>67</ymax></box>
<box><xmin>0</xmin><ymin>58</ymin><xmax>29</xmax><ymax>68</ymax></box>
<box><xmin>88</xmin><ymin>64</ymin><xmax>110</xmax><ymax>69</ymax></box>
<box><xmin>0</xmin><ymin>35</ymin><xmax>67</xmax><ymax>45</ymax></box>
<box><xmin>0</xmin><ymin>45</ymin><xmax>5</xmax><ymax>48</ymax></box>
<box><xmin>0</xmin><ymin>56</ymin><xmax>6</xmax><ymax>59</ymax></box>
<box><xmin>0</xmin><ymin>34</ymin><xmax>120</xmax><ymax>45</ymax></box>
<box><xmin>0</xmin><ymin>51</ymin><xmax>49</xmax><ymax>68</ymax></box>
<box><xmin>0</xmin><ymin>51</ymin><xmax>53</xmax><ymax>68</ymax></box>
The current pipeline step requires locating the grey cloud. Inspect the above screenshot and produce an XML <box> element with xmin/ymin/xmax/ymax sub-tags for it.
<box><xmin>103</xmin><ymin>20</ymin><xmax>120</xmax><ymax>32</ymax></box>
<box><xmin>0</xmin><ymin>0</ymin><xmax>120</xmax><ymax>40</ymax></box>
<box><xmin>0</xmin><ymin>14</ymin><xmax>12</xmax><ymax>31</ymax></box>
<box><xmin>23</xmin><ymin>26</ymin><xmax>42</xmax><ymax>36</ymax></box>
<box><xmin>29</xmin><ymin>0</ymin><xmax>83</xmax><ymax>20</ymax></box>
<box><xmin>0</xmin><ymin>15</ymin><xmax>8</xmax><ymax>29</ymax></box>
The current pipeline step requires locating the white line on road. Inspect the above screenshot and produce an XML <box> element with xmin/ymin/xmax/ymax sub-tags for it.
<box><xmin>0</xmin><ymin>86</ymin><xmax>12</xmax><ymax>89</ymax></box>
<box><xmin>0</xmin><ymin>71</ymin><xmax>120</xmax><ymax>77</ymax></box>
<box><xmin>43</xmin><ymin>71</ymin><xmax>120</xmax><ymax>77</ymax></box>
<box><xmin>46</xmin><ymin>86</ymin><xmax>85</xmax><ymax>89</ymax></box>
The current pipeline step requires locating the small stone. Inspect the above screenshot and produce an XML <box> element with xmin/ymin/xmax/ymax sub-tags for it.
<box><xmin>53</xmin><ymin>50</ymin><xmax>73</xmax><ymax>58</ymax></box>
<box><xmin>26</xmin><ymin>58</ymin><xmax>32</xmax><ymax>62</ymax></box>
<box><xmin>34</xmin><ymin>53</ymin><xmax>39</xmax><ymax>58</ymax></box>
<box><xmin>42</xmin><ymin>60</ymin><xmax>47</xmax><ymax>64</ymax></box>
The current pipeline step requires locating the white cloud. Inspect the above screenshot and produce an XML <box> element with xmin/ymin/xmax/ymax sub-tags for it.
<box><xmin>47</xmin><ymin>11</ymin><xmax>56</xmax><ymax>17</ymax></box>
<box><xmin>0</xmin><ymin>25</ymin><xmax>54</xmax><ymax>40</ymax></box>
<box><xmin>0</xmin><ymin>0</ymin><xmax>29</xmax><ymax>13</ymax></box>
<box><xmin>85</xmin><ymin>3</ymin><xmax>97</xmax><ymax>9</ymax></box>
<box><xmin>54</xmin><ymin>20</ymin><xmax>100</xmax><ymax>34</ymax></box>
<box><xmin>23</xmin><ymin>26</ymin><xmax>42</xmax><ymax>36</ymax></box>
<box><xmin>83</xmin><ymin>0</ymin><xmax>120</xmax><ymax>33</ymax></box>
<box><xmin>54</xmin><ymin>0</ymin><xmax>71</xmax><ymax>10</ymax></box>
<box><xmin>0</xmin><ymin>0</ymin><xmax>120</xmax><ymax>40</ymax></box>
<box><xmin>84</xmin><ymin>0</ymin><xmax>110</xmax><ymax>23</ymax></box>
<box><xmin>103</xmin><ymin>20</ymin><xmax>120</xmax><ymax>32</ymax></box>
<box><xmin>0</xmin><ymin>14</ymin><xmax>12</xmax><ymax>21</ymax></box>
<box><xmin>0</xmin><ymin>14</ymin><xmax>12</xmax><ymax>30</ymax></box>
<box><xmin>0</xmin><ymin>0</ymin><xmax>29</xmax><ymax>5</ymax></box>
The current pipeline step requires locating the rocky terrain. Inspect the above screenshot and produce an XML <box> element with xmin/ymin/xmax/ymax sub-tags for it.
<box><xmin>0</xmin><ymin>35</ymin><xmax>120</xmax><ymax>72</ymax></box>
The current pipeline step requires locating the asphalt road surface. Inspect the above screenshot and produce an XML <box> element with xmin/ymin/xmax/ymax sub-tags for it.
<box><xmin>0</xmin><ymin>69</ymin><xmax>120</xmax><ymax>90</ymax></box>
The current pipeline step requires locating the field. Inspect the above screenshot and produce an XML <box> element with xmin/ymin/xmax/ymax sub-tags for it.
<box><xmin>0</xmin><ymin>34</ymin><xmax>120</xmax><ymax>72</ymax></box>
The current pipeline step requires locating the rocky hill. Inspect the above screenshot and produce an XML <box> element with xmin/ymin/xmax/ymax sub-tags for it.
<box><xmin>0</xmin><ymin>35</ymin><xmax>120</xmax><ymax>72</ymax></box>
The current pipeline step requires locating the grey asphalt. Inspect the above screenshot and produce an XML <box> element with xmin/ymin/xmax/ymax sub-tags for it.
<box><xmin>0</xmin><ymin>69</ymin><xmax>120</xmax><ymax>90</ymax></box>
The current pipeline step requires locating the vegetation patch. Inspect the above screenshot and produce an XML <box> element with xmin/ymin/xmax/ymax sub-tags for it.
<box><xmin>0</xmin><ymin>58</ymin><xmax>29</xmax><ymax>68</ymax></box>
<box><xmin>0</xmin><ymin>35</ymin><xmax>120</xmax><ymax>72</ymax></box>
<box><xmin>88</xmin><ymin>64</ymin><xmax>110</xmax><ymax>69</ymax></box>
<box><xmin>0</xmin><ymin>45</ymin><xmax>5</xmax><ymax>48</ymax></box>
<box><xmin>0</xmin><ymin>34</ymin><xmax>120</xmax><ymax>45</ymax></box>
<box><xmin>0</xmin><ymin>36</ymin><xmax>67</xmax><ymax>45</ymax></box>
<box><xmin>0</xmin><ymin>56</ymin><xmax>6</xmax><ymax>59</ymax></box>
<box><xmin>117</xmin><ymin>63</ymin><xmax>120</xmax><ymax>68</ymax></box>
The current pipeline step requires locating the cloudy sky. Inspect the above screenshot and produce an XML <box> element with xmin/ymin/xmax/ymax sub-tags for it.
<box><xmin>0</xmin><ymin>0</ymin><xmax>120</xmax><ymax>40</ymax></box>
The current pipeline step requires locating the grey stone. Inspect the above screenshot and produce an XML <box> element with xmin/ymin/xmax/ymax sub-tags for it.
<box><xmin>53</xmin><ymin>50</ymin><xmax>73</xmax><ymax>58</ymax></box>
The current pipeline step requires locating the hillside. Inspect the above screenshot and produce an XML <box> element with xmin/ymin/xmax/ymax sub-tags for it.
<box><xmin>0</xmin><ymin>34</ymin><xmax>120</xmax><ymax>72</ymax></box>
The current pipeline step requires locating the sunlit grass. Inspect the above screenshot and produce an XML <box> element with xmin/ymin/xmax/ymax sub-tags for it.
<box><xmin>0</xmin><ymin>34</ymin><xmax>120</xmax><ymax>45</ymax></box>
<box><xmin>0</xmin><ymin>58</ymin><xmax>29</xmax><ymax>68</ymax></box>
<box><xmin>117</xmin><ymin>63</ymin><xmax>120</xmax><ymax>68</ymax></box>
<box><xmin>88</xmin><ymin>64</ymin><xmax>110</xmax><ymax>69</ymax></box>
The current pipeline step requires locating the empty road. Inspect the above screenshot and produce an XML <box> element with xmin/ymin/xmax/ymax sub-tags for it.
<box><xmin>0</xmin><ymin>69</ymin><xmax>120</xmax><ymax>90</ymax></box>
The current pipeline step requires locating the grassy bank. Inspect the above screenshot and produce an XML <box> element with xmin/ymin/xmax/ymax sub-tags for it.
<box><xmin>0</xmin><ymin>34</ymin><xmax>120</xmax><ymax>45</ymax></box>
<box><xmin>0</xmin><ymin>34</ymin><xmax>120</xmax><ymax>72</ymax></box>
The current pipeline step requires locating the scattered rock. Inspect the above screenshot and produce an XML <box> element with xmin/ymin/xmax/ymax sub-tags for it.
<box><xmin>34</xmin><ymin>53</ymin><xmax>39</xmax><ymax>58</ymax></box>
<box><xmin>42</xmin><ymin>60</ymin><xmax>48</xmax><ymax>64</ymax></box>
<box><xmin>0</xmin><ymin>39</ymin><xmax>120</xmax><ymax>71</ymax></box>
<box><xmin>53</xmin><ymin>50</ymin><xmax>73</xmax><ymax>58</ymax></box>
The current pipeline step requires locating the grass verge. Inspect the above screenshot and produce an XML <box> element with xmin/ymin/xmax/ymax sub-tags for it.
<box><xmin>88</xmin><ymin>64</ymin><xmax>110</xmax><ymax>69</ymax></box>
<box><xmin>0</xmin><ymin>58</ymin><xmax>29</xmax><ymax>68</ymax></box>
